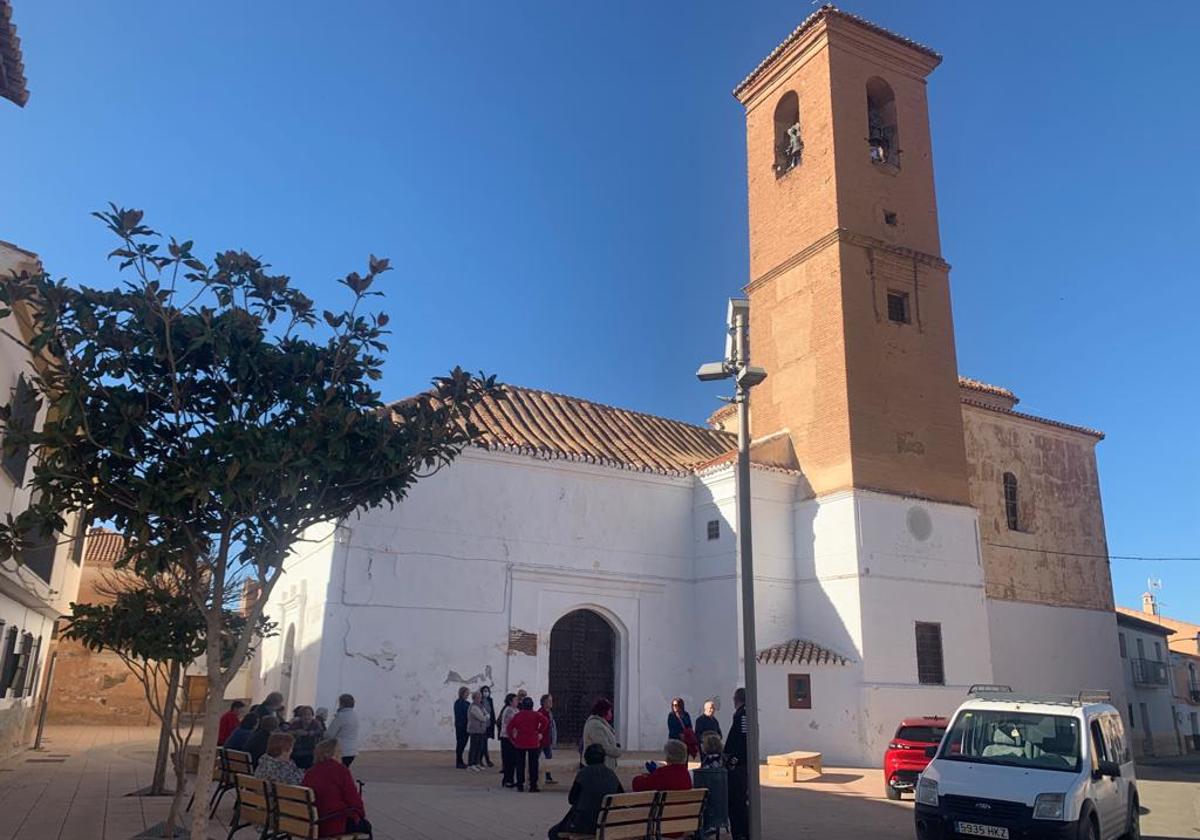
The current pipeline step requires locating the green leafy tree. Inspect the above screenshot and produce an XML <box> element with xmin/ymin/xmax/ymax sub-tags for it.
<box><xmin>0</xmin><ymin>206</ymin><xmax>497</xmax><ymax>838</ymax></box>
<box><xmin>62</xmin><ymin>568</ymin><xmax>274</xmax><ymax>836</ymax></box>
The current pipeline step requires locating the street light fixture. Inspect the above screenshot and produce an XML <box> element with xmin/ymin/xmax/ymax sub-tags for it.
<box><xmin>695</xmin><ymin>296</ymin><xmax>765</xmax><ymax>840</ymax></box>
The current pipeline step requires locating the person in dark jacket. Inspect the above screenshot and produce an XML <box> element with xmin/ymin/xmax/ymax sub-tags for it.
<box><xmin>666</xmin><ymin>697</ymin><xmax>692</xmax><ymax>740</ymax></box>
<box><xmin>453</xmin><ymin>686</ymin><xmax>470</xmax><ymax>769</ymax></box>
<box><xmin>224</xmin><ymin>712</ymin><xmax>259</xmax><ymax>753</ymax></box>
<box><xmin>245</xmin><ymin>715</ymin><xmax>279</xmax><ymax>768</ymax></box>
<box><xmin>694</xmin><ymin>698</ymin><xmax>722</xmax><ymax>740</ymax></box>
<box><xmin>547</xmin><ymin>744</ymin><xmax>623</xmax><ymax>839</ymax></box>
<box><xmin>479</xmin><ymin>686</ymin><xmax>496</xmax><ymax>768</ymax></box>
<box><xmin>724</xmin><ymin>688</ymin><xmax>748</xmax><ymax>840</ymax></box>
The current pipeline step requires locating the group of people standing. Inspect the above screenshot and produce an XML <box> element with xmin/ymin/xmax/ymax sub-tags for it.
<box><xmin>217</xmin><ymin>691</ymin><xmax>369</xmax><ymax>838</ymax></box>
<box><xmin>453</xmin><ymin>686</ymin><xmax>562</xmax><ymax>792</ymax></box>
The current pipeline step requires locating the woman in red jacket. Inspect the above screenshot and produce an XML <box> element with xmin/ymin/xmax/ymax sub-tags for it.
<box><xmin>506</xmin><ymin>696</ymin><xmax>548</xmax><ymax>793</ymax></box>
<box><xmin>631</xmin><ymin>739</ymin><xmax>693</xmax><ymax>792</ymax></box>
<box><xmin>301</xmin><ymin>739</ymin><xmax>371</xmax><ymax>838</ymax></box>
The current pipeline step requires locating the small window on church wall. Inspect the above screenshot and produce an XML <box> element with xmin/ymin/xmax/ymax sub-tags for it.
<box><xmin>886</xmin><ymin>290</ymin><xmax>910</xmax><ymax>324</ymax></box>
<box><xmin>915</xmin><ymin>621</ymin><xmax>944</xmax><ymax>685</ymax></box>
<box><xmin>1118</xmin><ymin>632</ymin><xmax>1127</xmax><ymax>659</ymax></box>
<box><xmin>706</xmin><ymin>520</ymin><xmax>720</xmax><ymax>540</ymax></box>
<box><xmin>787</xmin><ymin>673</ymin><xmax>812</xmax><ymax>709</ymax></box>
<box><xmin>773</xmin><ymin>91</ymin><xmax>802</xmax><ymax>175</ymax></box>
<box><xmin>866</xmin><ymin>77</ymin><xmax>899</xmax><ymax>167</ymax></box>
<box><xmin>1003</xmin><ymin>472</ymin><xmax>1020</xmax><ymax>530</ymax></box>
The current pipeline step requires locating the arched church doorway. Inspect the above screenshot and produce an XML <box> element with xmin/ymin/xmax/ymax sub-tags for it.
<box><xmin>279</xmin><ymin>624</ymin><xmax>296</xmax><ymax>710</ymax></box>
<box><xmin>548</xmin><ymin>609</ymin><xmax>616</xmax><ymax>747</ymax></box>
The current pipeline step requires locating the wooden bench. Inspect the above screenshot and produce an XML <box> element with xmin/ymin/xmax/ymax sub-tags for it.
<box><xmin>226</xmin><ymin>774</ymin><xmax>271</xmax><ymax>840</ymax></box>
<box><xmin>766</xmin><ymin>750</ymin><xmax>823</xmax><ymax>782</ymax></box>
<box><xmin>658</xmin><ymin>788</ymin><xmax>708</xmax><ymax>837</ymax></box>
<box><xmin>188</xmin><ymin>748</ymin><xmax>253</xmax><ymax>817</ymax></box>
<box><xmin>272</xmin><ymin>780</ymin><xmax>370</xmax><ymax>840</ymax></box>
<box><xmin>559</xmin><ymin>790</ymin><xmax>658</xmax><ymax>840</ymax></box>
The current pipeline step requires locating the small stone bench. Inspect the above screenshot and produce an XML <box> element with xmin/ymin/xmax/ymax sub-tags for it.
<box><xmin>766</xmin><ymin>750</ymin><xmax>823</xmax><ymax>782</ymax></box>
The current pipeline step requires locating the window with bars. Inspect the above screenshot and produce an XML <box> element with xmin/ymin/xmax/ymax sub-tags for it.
<box><xmin>915</xmin><ymin>621</ymin><xmax>945</xmax><ymax>685</ymax></box>
<box><xmin>706</xmin><ymin>520</ymin><xmax>720</xmax><ymax>541</ymax></box>
<box><xmin>9</xmin><ymin>632</ymin><xmax>32</xmax><ymax>698</ymax></box>
<box><xmin>1002</xmin><ymin>472</ymin><xmax>1020</xmax><ymax>531</ymax></box>
<box><xmin>886</xmin><ymin>290</ymin><xmax>910</xmax><ymax>324</ymax></box>
<box><xmin>23</xmin><ymin>636</ymin><xmax>41</xmax><ymax>698</ymax></box>
<box><xmin>0</xmin><ymin>626</ymin><xmax>17</xmax><ymax>695</ymax></box>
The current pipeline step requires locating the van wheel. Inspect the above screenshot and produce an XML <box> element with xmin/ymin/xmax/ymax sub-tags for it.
<box><xmin>884</xmin><ymin>782</ymin><xmax>901</xmax><ymax>801</ymax></box>
<box><xmin>1083</xmin><ymin>814</ymin><xmax>1100</xmax><ymax>840</ymax></box>
<box><xmin>1122</xmin><ymin>797</ymin><xmax>1141</xmax><ymax>840</ymax></box>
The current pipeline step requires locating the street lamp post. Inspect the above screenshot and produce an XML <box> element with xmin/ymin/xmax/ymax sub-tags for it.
<box><xmin>697</xmin><ymin>298</ymin><xmax>766</xmax><ymax>840</ymax></box>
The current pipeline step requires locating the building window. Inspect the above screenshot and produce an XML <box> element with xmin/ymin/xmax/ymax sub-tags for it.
<box><xmin>1128</xmin><ymin>704</ymin><xmax>1135</xmax><ymax>729</ymax></box>
<box><xmin>1136</xmin><ymin>637</ymin><xmax>1146</xmax><ymax>659</ymax></box>
<box><xmin>883</xmin><ymin>210</ymin><xmax>898</xmax><ymax>226</ymax></box>
<box><xmin>2</xmin><ymin>374</ymin><xmax>39</xmax><ymax>485</ymax></box>
<box><xmin>1118</xmin><ymin>632</ymin><xmax>1127</xmax><ymax>659</ymax></box>
<box><xmin>866</xmin><ymin>76</ymin><xmax>899</xmax><ymax>166</ymax></box>
<box><xmin>915</xmin><ymin>621</ymin><xmax>945</xmax><ymax>685</ymax></box>
<box><xmin>24</xmin><ymin>636</ymin><xmax>41</xmax><ymax>698</ymax></box>
<box><xmin>0</xmin><ymin>626</ymin><xmax>17</xmax><ymax>695</ymax></box>
<box><xmin>1154</xmin><ymin>641</ymin><xmax>1162</xmax><ymax>662</ymax></box>
<box><xmin>9</xmin><ymin>632</ymin><xmax>32</xmax><ymax>698</ymax></box>
<box><xmin>787</xmin><ymin>673</ymin><xmax>812</xmax><ymax>709</ymax></box>
<box><xmin>1002</xmin><ymin>472</ymin><xmax>1021</xmax><ymax>531</ymax></box>
<box><xmin>773</xmin><ymin>91</ymin><xmax>802</xmax><ymax>175</ymax></box>
<box><xmin>706</xmin><ymin>520</ymin><xmax>720</xmax><ymax>541</ymax></box>
<box><xmin>886</xmin><ymin>290</ymin><xmax>910</xmax><ymax>324</ymax></box>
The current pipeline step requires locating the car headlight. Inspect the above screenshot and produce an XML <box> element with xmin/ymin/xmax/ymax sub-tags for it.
<box><xmin>1033</xmin><ymin>793</ymin><xmax>1066</xmax><ymax>821</ymax></box>
<box><xmin>915</xmin><ymin>777</ymin><xmax>938</xmax><ymax>807</ymax></box>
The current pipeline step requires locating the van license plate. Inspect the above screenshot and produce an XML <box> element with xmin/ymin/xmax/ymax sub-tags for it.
<box><xmin>955</xmin><ymin>823</ymin><xmax>1008</xmax><ymax>839</ymax></box>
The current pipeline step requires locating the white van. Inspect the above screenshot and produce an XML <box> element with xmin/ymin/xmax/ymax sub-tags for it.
<box><xmin>914</xmin><ymin>687</ymin><xmax>1139</xmax><ymax>840</ymax></box>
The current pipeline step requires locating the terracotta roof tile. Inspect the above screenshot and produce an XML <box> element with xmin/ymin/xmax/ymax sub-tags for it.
<box><xmin>444</xmin><ymin>384</ymin><xmax>736</xmax><ymax>476</ymax></box>
<box><xmin>733</xmin><ymin>4</ymin><xmax>940</xmax><ymax>100</ymax></box>
<box><xmin>84</xmin><ymin>527</ymin><xmax>126</xmax><ymax>568</ymax></box>
<box><xmin>961</xmin><ymin>398</ymin><xmax>1104</xmax><ymax>440</ymax></box>
<box><xmin>958</xmin><ymin>376</ymin><xmax>1017</xmax><ymax>403</ymax></box>
<box><xmin>0</xmin><ymin>1</ymin><xmax>29</xmax><ymax>107</ymax></box>
<box><xmin>757</xmin><ymin>638</ymin><xmax>852</xmax><ymax>666</ymax></box>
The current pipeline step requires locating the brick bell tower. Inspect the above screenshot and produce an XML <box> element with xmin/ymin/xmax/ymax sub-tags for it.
<box><xmin>735</xmin><ymin>6</ymin><xmax>970</xmax><ymax>505</ymax></box>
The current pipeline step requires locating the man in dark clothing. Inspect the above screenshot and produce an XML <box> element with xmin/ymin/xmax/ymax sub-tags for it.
<box><xmin>547</xmin><ymin>744</ymin><xmax>624</xmax><ymax>839</ymax></box>
<box><xmin>453</xmin><ymin>686</ymin><xmax>471</xmax><ymax>769</ymax></box>
<box><xmin>724</xmin><ymin>688</ymin><xmax>749</xmax><ymax>840</ymax></box>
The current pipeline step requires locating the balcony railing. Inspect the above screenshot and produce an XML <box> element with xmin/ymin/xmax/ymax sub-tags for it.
<box><xmin>1131</xmin><ymin>657</ymin><xmax>1169</xmax><ymax>687</ymax></box>
<box><xmin>1189</xmin><ymin>687</ymin><xmax>1200</xmax><ymax>704</ymax></box>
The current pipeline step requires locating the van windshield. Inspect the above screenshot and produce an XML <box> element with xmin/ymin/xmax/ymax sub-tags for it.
<box><xmin>939</xmin><ymin>710</ymin><xmax>1080</xmax><ymax>773</ymax></box>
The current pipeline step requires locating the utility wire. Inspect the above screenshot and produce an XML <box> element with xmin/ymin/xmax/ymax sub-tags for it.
<box><xmin>983</xmin><ymin>542</ymin><xmax>1200</xmax><ymax>563</ymax></box>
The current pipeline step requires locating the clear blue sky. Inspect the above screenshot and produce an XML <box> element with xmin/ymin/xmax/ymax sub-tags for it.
<box><xmin>2</xmin><ymin>2</ymin><xmax>1197</xmax><ymax>621</ymax></box>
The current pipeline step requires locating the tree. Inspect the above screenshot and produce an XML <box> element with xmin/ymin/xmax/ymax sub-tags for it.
<box><xmin>62</xmin><ymin>568</ymin><xmax>273</xmax><ymax>837</ymax></box>
<box><xmin>0</xmin><ymin>206</ymin><xmax>497</xmax><ymax>838</ymax></box>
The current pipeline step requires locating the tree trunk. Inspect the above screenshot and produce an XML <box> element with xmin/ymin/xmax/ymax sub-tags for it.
<box><xmin>164</xmin><ymin>731</ymin><xmax>188</xmax><ymax>837</ymax></box>
<box><xmin>151</xmin><ymin>660</ymin><xmax>181</xmax><ymax>796</ymax></box>
<box><xmin>189</xmin><ymin>615</ymin><xmax>227</xmax><ymax>840</ymax></box>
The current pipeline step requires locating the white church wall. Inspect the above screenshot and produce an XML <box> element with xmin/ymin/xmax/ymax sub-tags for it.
<box><xmin>757</xmin><ymin>663</ymin><xmax>862</xmax><ymax>764</ymax></box>
<box><xmin>988</xmin><ymin>599</ymin><xmax>1128</xmax><ymax>711</ymax></box>
<box><xmin>257</xmin><ymin>520</ymin><xmax>338</xmax><ymax>711</ymax></box>
<box><xmin>299</xmin><ymin>449</ymin><xmax>701</xmax><ymax>751</ymax></box>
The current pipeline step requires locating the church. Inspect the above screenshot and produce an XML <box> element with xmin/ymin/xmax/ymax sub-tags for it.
<box><xmin>256</xmin><ymin>6</ymin><xmax>1124</xmax><ymax>765</ymax></box>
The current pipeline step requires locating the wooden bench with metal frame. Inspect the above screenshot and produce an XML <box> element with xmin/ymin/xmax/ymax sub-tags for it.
<box><xmin>559</xmin><ymin>790</ymin><xmax>659</xmax><ymax>840</ymax></box>
<box><xmin>226</xmin><ymin>774</ymin><xmax>272</xmax><ymax>840</ymax></box>
<box><xmin>271</xmin><ymin>780</ymin><xmax>370</xmax><ymax>840</ymax></box>
<box><xmin>655</xmin><ymin>788</ymin><xmax>708</xmax><ymax>839</ymax></box>
<box><xmin>188</xmin><ymin>748</ymin><xmax>254</xmax><ymax>817</ymax></box>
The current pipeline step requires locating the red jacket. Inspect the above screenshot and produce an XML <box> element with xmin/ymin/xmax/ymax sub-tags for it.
<box><xmin>301</xmin><ymin>758</ymin><xmax>365</xmax><ymax>837</ymax></box>
<box><xmin>217</xmin><ymin>711</ymin><xmax>241</xmax><ymax>746</ymax></box>
<box><xmin>507</xmin><ymin>709</ymin><xmax>548</xmax><ymax>750</ymax></box>
<box><xmin>631</xmin><ymin>762</ymin><xmax>693</xmax><ymax>792</ymax></box>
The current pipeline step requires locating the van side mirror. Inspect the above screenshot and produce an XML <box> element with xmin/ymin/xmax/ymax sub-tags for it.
<box><xmin>924</xmin><ymin>746</ymin><xmax>937</xmax><ymax>759</ymax></box>
<box><xmin>1095</xmin><ymin>760</ymin><xmax>1121</xmax><ymax>779</ymax></box>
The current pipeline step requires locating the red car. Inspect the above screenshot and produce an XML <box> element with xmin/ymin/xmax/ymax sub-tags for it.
<box><xmin>883</xmin><ymin>716</ymin><xmax>947</xmax><ymax>800</ymax></box>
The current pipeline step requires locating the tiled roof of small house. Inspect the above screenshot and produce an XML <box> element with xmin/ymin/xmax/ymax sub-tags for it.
<box><xmin>733</xmin><ymin>5</ymin><xmax>940</xmax><ymax>99</ymax></box>
<box><xmin>757</xmin><ymin>638</ymin><xmax>851</xmax><ymax>666</ymax></box>
<box><xmin>0</xmin><ymin>1</ymin><xmax>29</xmax><ymax>107</ymax></box>
<box><xmin>463</xmin><ymin>384</ymin><xmax>736</xmax><ymax>476</ymax></box>
<box><xmin>84</xmin><ymin>527</ymin><xmax>126</xmax><ymax>568</ymax></box>
<box><xmin>958</xmin><ymin>376</ymin><xmax>1016</xmax><ymax>402</ymax></box>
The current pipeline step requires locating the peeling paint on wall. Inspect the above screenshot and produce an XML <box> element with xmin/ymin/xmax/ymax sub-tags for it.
<box><xmin>508</xmin><ymin>628</ymin><xmax>537</xmax><ymax>656</ymax></box>
<box><xmin>443</xmin><ymin>665</ymin><xmax>494</xmax><ymax>686</ymax></box>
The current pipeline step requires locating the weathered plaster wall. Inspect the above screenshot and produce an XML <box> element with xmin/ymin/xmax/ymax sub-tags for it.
<box><xmin>962</xmin><ymin>404</ymin><xmax>1112</xmax><ymax>610</ymax></box>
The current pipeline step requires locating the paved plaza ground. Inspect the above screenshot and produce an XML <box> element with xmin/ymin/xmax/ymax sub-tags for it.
<box><xmin>0</xmin><ymin>726</ymin><xmax>1196</xmax><ymax>839</ymax></box>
